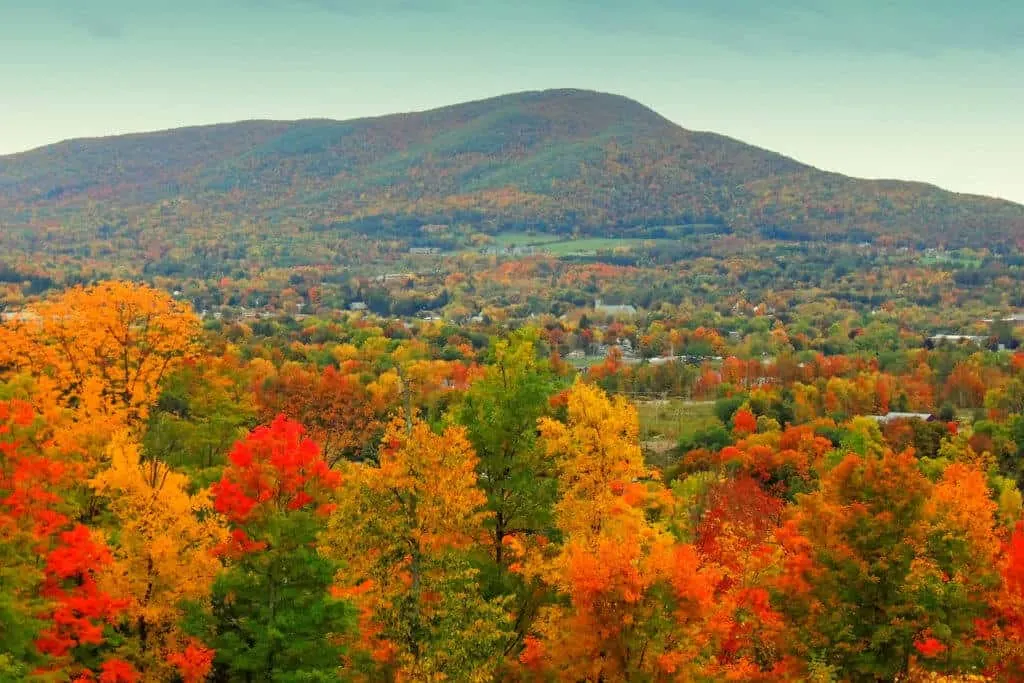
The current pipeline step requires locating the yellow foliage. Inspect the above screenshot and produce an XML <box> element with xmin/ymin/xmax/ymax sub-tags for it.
<box><xmin>91</xmin><ymin>431</ymin><xmax>227</xmax><ymax>672</ymax></box>
<box><xmin>322</xmin><ymin>416</ymin><xmax>503</xmax><ymax>678</ymax></box>
<box><xmin>0</xmin><ymin>281</ymin><xmax>199</xmax><ymax>458</ymax></box>
<box><xmin>538</xmin><ymin>379</ymin><xmax>647</xmax><ymax>542</ymax></box>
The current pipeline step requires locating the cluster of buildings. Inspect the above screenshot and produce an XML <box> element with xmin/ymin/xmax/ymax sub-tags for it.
<box><xmin>479</xmin><ymin>245</ymin><xmax>541</xmax><ymax>257</ymax></box>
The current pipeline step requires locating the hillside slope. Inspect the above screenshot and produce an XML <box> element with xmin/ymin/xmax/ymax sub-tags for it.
<box><xmin>1</xmin><ymin>88</ymin><xmax>1022</xmax><ymax>258</ymax></box>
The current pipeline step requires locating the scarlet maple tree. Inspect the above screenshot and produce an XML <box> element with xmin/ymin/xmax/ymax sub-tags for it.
<box><xmin>0</xmin><ymin>401</ymin><xmax>129</xmax><ymax>678</ymax></box>
<box><xmin>165</xmin><ymin>640</ymin><xmax>215</xmax><ymax>683</ymax></box>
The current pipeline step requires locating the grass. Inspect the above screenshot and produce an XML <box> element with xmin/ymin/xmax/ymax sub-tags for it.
<box><xmin>636</xmin><ymin>398</ymin><xmax>718</xmax><ymax>470</ymax></box>
<box><xmin>637</xmin><ymin>399</ymin><xmax>718</xmax><ymax>443</ymax></box>
<box><xmin>490</xmin><ymin>232</ymin><xmax>564</xmax><ymax>247</ymax></box>
<box><xmin>543</xmin><ymin>237</ymin><xmax>668</xmax><ymax>256</ymax></box>
<box><xmin>565</xmin><ymin>355</ymin><xmax>607</xmax><ymax>369</ymax></box>
<box><xmin>482</xmin><ymin>232</ymin><xmax>675</xmax><ymax>256</ymax></box>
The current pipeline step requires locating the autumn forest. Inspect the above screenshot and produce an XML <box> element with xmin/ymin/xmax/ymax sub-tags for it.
<box><xmin>3</xmin><ymin>91</ymin><xmax>1024</xmax><ymax>682</ymax></box>
<box><xmin>3</xmin><ymin>276</ymin><xmax>1024</xmax><ymax>682</ymax></box>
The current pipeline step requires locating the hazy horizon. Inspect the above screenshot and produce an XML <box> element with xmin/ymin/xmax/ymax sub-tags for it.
<box><xmin>3</xmin><ymin>0</ymin><xmax>1022</xmax><ymax>203</ymax></box>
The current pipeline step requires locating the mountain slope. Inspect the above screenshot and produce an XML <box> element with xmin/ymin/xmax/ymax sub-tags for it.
<box><xmin>1</xmin><ymin>88</ymin><xmax>1022</xmax><ymax>258</ymax></box>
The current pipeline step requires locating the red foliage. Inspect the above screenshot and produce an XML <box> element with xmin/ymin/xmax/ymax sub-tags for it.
<box><xmin>36</xmin><ymin>525</ymin><xmax>128</xmax><ymax>657</ymax></box>
<box><xmin>695</xmin><ymin>477</ymin><xmax>784</xmax><ymax>571</ymax></box>
<box><xmin>212</xmin><ymin>414</ymin><xmax>342</xmax><ymax>526</ymax></box>
<box><xmin>1</xmin><ymin>403</ymin><xmax>127</xmax><ymax>666</ymax></box>
<box><xmin>98</xmin><ymin>659</ymin><xmax>141</xmax><ymax>683</ymax></box>
<box><xmin>167</xmin><ymin>641</ymin><xmax>216</xmax><ymax>683</ymax></box>
<box><xmin>732</xmin><ymin>409</ymin><xmax>757</xmax><ymax>436</ymax></box>
<box><xmin>519</xmin><ymin>635</ymin><xmax>546</xmax><ymax>670</ymax></box>
<box><xmin>914</xmin><ymin>636</ymin><xmax>947</xmax><ymax>658</ymax></box>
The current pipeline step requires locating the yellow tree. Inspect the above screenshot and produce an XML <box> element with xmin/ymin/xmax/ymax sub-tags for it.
<box><xmin>514</xmin><ymin>380</ymin><xmax>729</xmax><ymax>681</ymax></box>
<box><xmin>320</xmin><ymin>415</ymin><xmax>509</xmax><ymax>681</ymax></box>
<box><xmin>90</xmin><ymin>431</ymin><xmax>227</xmax><ymax>678</ymax></box>
<box><xmin>0</xmin><ymin>281</ymin><xmax>199</xmax><ymax>449</ymax></box>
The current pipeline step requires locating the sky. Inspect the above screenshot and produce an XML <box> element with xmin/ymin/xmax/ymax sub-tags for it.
<box><xmin>1</xmin><ymin>0</ymin><xmax>1022</xmax><ymax>203</ymax></box>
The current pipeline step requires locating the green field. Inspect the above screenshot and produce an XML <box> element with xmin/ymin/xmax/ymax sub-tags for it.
<box><xmin>637</xmin><ymin>399</ymin><xmax>717</xmax><ymax>442</ymax></box>
<box><xmin>483</xmin><ymin>232</ymin><xmax>674</xmax><ymax>256</ymax></box>
<box><xmin>543</xmin><ymin>237</ymin><xmax>671</xmax><ymax>256</ymax></box>
<box><xmin>636</xmin><ymin>398</ymin><xmax>718</xmax><ymax>470</ymax></box>
<box><xmin>490</xmin><ymin>232</ymin><xmax>564</xmax><ymax>247</ymax></box>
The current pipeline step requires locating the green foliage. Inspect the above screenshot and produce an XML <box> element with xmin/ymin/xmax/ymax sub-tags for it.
<box><xmin>454</xmin><ymin>329</ymin><xmax>560</xmax><ymax>564</ymax></box>
<box><xmin>713</xmin><ymin>395</ymin><xmax>747</xmax><ymax>425</ymax></box>
<box><xmin>142</xmin><ymin>363</ymin><xmax>258</xmax><ymax>481</ymax></box>
<box><xmin>185</xmin><ymin>513</ymin><xmax>353</xmax><ymax>682</ymax></box>
<box><xmin>676</xmin><ymin>422</ymin><xmax>732</xmax><ymax>455</ymax></box>
<box><xmin>451</xmin><ymin>329</ymin><xmax>561</xmax><ymax>654</ymax></box>
<box><xmin>0</xmin><ymin>590</ymin><xmax>38</xmax><ymax>681</ymax></box>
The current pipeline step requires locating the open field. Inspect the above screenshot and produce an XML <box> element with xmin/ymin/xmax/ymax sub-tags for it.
<box><xmin>489</xmin><ymin>232</ymin><xmax>565</xmax><ymax>247</ymax></box>
<box><xmin>635</xmin><ymin>398</ymin><xmax>718</xmax><ymax>469</ymax></box>
<box><xmin>482</xmin><ymin>232</ymin><xmax>676</xmax><ymax>256</ymax></box>
<box><xmin>636</xmin><ymin>398</ymin><xmax>717</xmax><ymax>442</ymax></box>
<box><xmin>542</xmin><ymin>237</ymin><xmax>672</xmax><ymax>256</ymax></box>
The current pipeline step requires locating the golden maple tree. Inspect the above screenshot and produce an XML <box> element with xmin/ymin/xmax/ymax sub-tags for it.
<box><xmin>0</xmin><ymin>281</ymin><xmax>199</xmax><ymax>456</ymax></box>
<box><xmin>89</xmin><ymin>432</ymin><xmax>227</xmax><ymax>678</ymax></box>
<box><xmin>321</xmin><ymin>414</ymin><xmax>509</xmax><ymax>681</ymax></box>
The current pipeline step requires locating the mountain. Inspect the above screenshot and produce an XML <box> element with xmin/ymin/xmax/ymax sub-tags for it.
<box><xmin>1</xmin><ymin>88</ymin><xmax>1022</xmax><ymax>265</ymax></box>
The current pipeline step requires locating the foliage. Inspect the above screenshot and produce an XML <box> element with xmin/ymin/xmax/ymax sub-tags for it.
<box><xmin>321</xmin><ymin>414</ymin><xmax>510</xmax><ymax>680</ymax></box>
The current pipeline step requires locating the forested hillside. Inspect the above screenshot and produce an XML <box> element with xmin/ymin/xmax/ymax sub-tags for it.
<box><xmin>2</xmin><ymin>89</ymin><xmax>1022</xmax><ymax>274</ymax></box>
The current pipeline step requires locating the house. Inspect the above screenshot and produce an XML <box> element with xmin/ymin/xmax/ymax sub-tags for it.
<box><xmin>348</xmin><ymin>302</ymin><xmax>368</xmax><ymax>311</ymax></box>
<box><xmin>409</xmin><ymin>247</ymin><xmax>441</xmax><ymax>255</ymax></box>
<box><xmin>0</xmin><ymin>310</ymin><xmax>41</xmax><ymax>323</ymax></box>
<box><xmin>594</xmin><ymin>299</ymin><xmax>637</xmax><ymax>319</ymax></box>
<box><xmin>375</xmin><ymin>273</ymin><xmax>413</xmax><ymax>283</ymax></box>
<box><xmin>929</xmin><ymin>334</ymin><xmax>987</xmax><ymax>346</ymax></box>
<box><xmin>868</xmin><ymin>412</ymin><xmax>936</xmax><ymax>424</ymax></box>
<box><xmin>981</xmin><ymin>313</ymin><xmax>1024</xmax><ymax>326</ymax></box>
<box><xmin>479</xmin><ymin>245</ymin><xmax>539</xmax><ymax>257</ymax></box>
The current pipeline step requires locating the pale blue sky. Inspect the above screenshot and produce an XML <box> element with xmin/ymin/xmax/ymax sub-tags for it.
<box><xmin>1</xmin><ymin>0</ymin><xmax>1022</xmax><ymax>202</ymax></box>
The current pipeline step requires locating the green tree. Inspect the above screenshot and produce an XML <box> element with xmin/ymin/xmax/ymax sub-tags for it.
<box><xmin>186</xmin><ymin>416</ymin><xmax>353</xmax><ymax>682</ymax></box>
<box><xmin>454</xmin><ymin>330</ymin><xmax>559</xmax><ymax>566</ymax></box>
<box><xmin>452</xmin><ymin>330</ymin><xmax>560</xmax><ymax>658</ymax></box>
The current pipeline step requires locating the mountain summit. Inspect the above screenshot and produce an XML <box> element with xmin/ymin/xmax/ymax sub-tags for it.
<box><xmin>1</xmin><ymin>89</ymin><xmax>1022</xmax><ymax>252</ymax></box>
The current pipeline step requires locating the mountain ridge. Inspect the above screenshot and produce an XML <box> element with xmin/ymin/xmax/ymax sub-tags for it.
<box><xmin>1</xmin><ymin>88</ymin><xmax>1021</xmax><ymax>255</ymax></box>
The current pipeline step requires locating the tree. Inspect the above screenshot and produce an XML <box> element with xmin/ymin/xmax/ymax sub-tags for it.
<box><xmin>189</xmin><ymin>415</ymin><xmax>352</xmax><ymax>682</ymax></box>
<box><xmin>452</xmin><ymin>331</ymin><xmax>559</xmax><ymax>656</ymax></box>
<box><xmin>732</xmin><ymin>407</ymin><xmax>758</xmax><ymax>435</ymax></box>
<box><xmin>778</xmin><ymin>451</ymin><xmax>1001</xmax><ymax>679</ymax></box>
<box><xmin>0</xmin><ymin>401</ymin><xmax>60</xmax><ymax>677</ymax></box>
<box><xmin>255</xmin><ymin>363</ymin><xmax>383</xmax><ymax>466</ymax></box>
<box><xmin>142</xmin><ymin>352</ymin><xmax>258</xmax><ymax>475</ymax></box>
<box><xmin>0</xmin><ymin>282</ymin><xmax>199</xmax><ymax>454</ymax></box>
<box><xmin>0</xmin><ymin>400</ymin><xmax>130</xmax><ymax>680</ymax></box>
<box><xmin>90</xmin><ymin>432</ymin><xmax>227</xmax><ymax>676</ymax></box>
<box><xmin>321</xmin><ymin>414</ymin><xmax>510</xmax><ymax>681</ymax></box>
<box><xmin>454</xmin><ymin>331</ymin><xmax>558</xmax><ymax>565</ymax></box>
<box><xmin>514</xmin><ymin>381</ymin><xmax>737</xmax><ymax>680</ymax></box>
